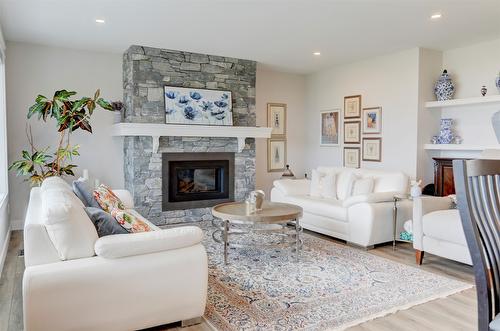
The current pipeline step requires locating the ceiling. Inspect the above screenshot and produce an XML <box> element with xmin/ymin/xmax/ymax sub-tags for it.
<box><xmin>0</xmin><ymin>0</ymin><xmax>499</xmax><ymax>74</ymax></box>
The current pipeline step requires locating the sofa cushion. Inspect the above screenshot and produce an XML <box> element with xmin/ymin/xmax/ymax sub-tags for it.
<box><xmin>336</xmin><ymin>172</ymin><xmax>356</xmax><ymax>200</ymax></box>
<box><xmin>310</xmin><ymin>170</ymin><xmax>337</xmax><ymax>198</ymax></box>
<box><xmin>93</xmin><ymin>184</ymin><xmax>125</xmax><ymax>212</ymax></box>
<box><xmin>273</xmin><ymin>179</ymin><xmax>310</xmax><ymax>196</ymax></box>
<box><xmin>310</xmin><ymin>169</ymin><xmax>323</xmax><ymax>197</ymax></box>
<box><xmin>85</xmin><ymin>207</ymin><xmax>129</xmax><ymax>237</ymax></box>
<box><xmin>41</xmin><ymin>182</ymin><xmax>99</xmax><ymax>260</ymax></box>
<box><xmin>73</xmin><ymin>180</ymin><xmax>101</xmax><ymax>208</ymax></box>
<box><xmin>110</xmin><ymin>209</ymin><xmax>158</xmax><ymax>233</ymax></box>
<box><xmin>284</xmin><ymin>195</ymin><xmax>347</xmax><ymax>221</ymax></box>
<box><xmin>352</xmin><ymin>177</ymin><xmax>374</xmax><ymax>196</ymax></box>
<box><xmin>422</xmin><ymin>209</ymin><xmax>467</xmax><ymax>246</ymax></box>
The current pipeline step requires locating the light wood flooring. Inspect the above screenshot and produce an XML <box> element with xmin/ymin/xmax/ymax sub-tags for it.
<box><xmin>0</xmin><ymin>231</ymin><xmax>476</xmax><ymax>331</ymax></box>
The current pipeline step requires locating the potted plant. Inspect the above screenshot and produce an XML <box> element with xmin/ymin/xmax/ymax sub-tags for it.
<box><xmin>9</xmin><ymin>89</ymin><xmax>113</xmax><ymax>185</ymax></box>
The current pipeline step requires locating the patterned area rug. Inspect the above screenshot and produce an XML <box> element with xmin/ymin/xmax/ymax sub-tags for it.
<box><xmin>200</xmin><ymin>222</ymin><xmax>472</xmax><ymax>331</ymax></box>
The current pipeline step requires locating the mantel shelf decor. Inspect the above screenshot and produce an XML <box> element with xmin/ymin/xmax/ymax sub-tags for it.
<box><xmin>111</xmin><ymin>123</ymin><xmax>272</xmax><ymax>153</ymax></box>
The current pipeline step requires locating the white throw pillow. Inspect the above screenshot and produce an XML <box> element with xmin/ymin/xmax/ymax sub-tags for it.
<box><xmin>352</xmin><ymin>177</ymin><xmax>375</xmax><ymax>196</ymax></box>
<box><xmin>336</xmin><ymin>171</ymin><xmax>356</xmax><ymax>201</ymax></box>
<box><xmin>310</xmin><ymin>170</ymin><xmax>337</xmax><ymax>199</ymax></box>
<box><xmin>42</xmin><ymin>184</ymin><xmax>98</xmax><ymax>260</ymax></box>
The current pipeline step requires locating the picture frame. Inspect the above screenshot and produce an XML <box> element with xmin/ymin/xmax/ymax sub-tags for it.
<box><xmin>344</xmin><ymin>121</ymin><xmax>361</xmax><ymax>144</ymax></box>
<box><xmin>267</xmin><ymin>103</ymin><xmax>287</xmax><ymax>138</ymax></box>
<box><xmin>362</xmin><ymin>107</ymin><xmax>382</xmax><ymax>134</ymax></box>
<box><xmin>164</xmin><ymin>86</ymin><xmax>233</xmax><ymax>126</ymax></box>
<box><xmin>320</xmin><ymin>109</ymin><xmax>340</xmax><ymax>146</ymax></box>
<box><xmin>344</xmin><ymin>147</ymin><xmax>360</xmax><ymax>168</ymax></box>
<box><xmin>362</xmin><ymin>137</ymin><xmax>382</xmax><ymax>162</ymax></box>
<box><xmin>344</xmin><ymin>95</ymin><xmax>362</xmax><ymax>119</ymax></box>
<box><xmin>268</xmin><ymin>139</ymin><xmax>287</xmax><ymax>172</ymax></box>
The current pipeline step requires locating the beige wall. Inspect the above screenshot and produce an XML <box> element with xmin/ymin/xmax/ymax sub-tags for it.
<box><xmin>255</xmin><ymin>66</ymin><xmax>306</xmax><ymax>196</ymax></box>
<box><xmin>304</xmin><ymin>48</ymin><xmax>420</xmax><ymax>178</ymax></box>
<box><xmin>6</xmin><ymin>42</ymin><xmax>123</xmax><ymax>227</ymax></box>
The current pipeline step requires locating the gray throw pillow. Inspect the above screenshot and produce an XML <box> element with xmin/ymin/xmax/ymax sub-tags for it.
<box><xmin>84</xmin><ymin>207</ymin><xmax>129</xmax><ymax>237</ymax></box>
<box><xmin>73</xmin><ymin>180</ymin><xmax>101</xmax><ymax>208</ymax></box>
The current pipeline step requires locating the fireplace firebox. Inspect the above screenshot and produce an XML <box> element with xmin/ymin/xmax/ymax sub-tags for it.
<box><xmin>162</xmin><ymin>153</ymin><xmax>235</xmax><ymax>211</ymax></box>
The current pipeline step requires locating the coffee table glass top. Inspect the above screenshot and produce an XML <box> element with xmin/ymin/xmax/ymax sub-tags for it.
<box><xmin>212</xmin><ymin>201</ymin><xmax>303</xmax><ymax>223</ymax></box>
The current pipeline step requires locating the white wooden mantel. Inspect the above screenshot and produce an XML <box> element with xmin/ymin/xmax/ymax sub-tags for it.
<box><xmin>111</xmin><ymin>123</ymin><xmax>273</xmax><ymax>153</ymax></box>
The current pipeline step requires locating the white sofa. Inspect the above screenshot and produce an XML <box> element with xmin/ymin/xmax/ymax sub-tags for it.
<box><xmin>412</xmin><ymin>195</ymin><xmax>472</xmax><ymax>265</ymax></box>
<box><xmin>23</xmin><ymin>178</ymin><xmax>208</xmax><ymax>331</ymax></box>
<box><xmin>271</xmin><ymin>166</ymin><xmax>411</xmax><ymax>248</ymax></box>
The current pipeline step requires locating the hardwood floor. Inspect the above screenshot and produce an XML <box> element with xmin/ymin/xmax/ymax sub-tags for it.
<box><xmin>0</xmin><ymin>231</ymin><xmax>476</xmax><ymax>331</ymax></box>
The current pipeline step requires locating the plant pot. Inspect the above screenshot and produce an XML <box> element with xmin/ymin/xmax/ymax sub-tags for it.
<box><xmin>113</xmin><ymin>111</ymin><xmax>122</xmax><ymax>124</ymax></box>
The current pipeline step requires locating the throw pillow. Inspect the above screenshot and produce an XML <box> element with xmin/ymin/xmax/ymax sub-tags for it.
<box><xmin>110</xmin><ymin>209</ymin><xmax>157</xmax><ymax>233</ymax></box>
<box><xmin>310</xmin><ymin>170</ymin><xmax>323</xmax><ymax>197</ymax></box>
<box><xmin>321</xmin><ymin>173</ymin><xmax>337</xmax><ymax>199</ymax></box>
<box><xmin>73</xmin><ymin>180</ymin><xmax>101</xmax><ymax>208</ymax></box>
<box><xmin>336</xmin><ymin>171</ymin><xmax>356</xmax><ymax>200</ymax></box>
<box><xmin>352</xmin><ymin>177</ymin><xmax>375</xmax><ymax>196</ymax></box>
<box><xmin>93</xmin><ymin>184</ymin><xmax>125</xmax><ymax>212</ymax></box>
<box><xmin>85</xmin><ymin>207</ymin><xmax>129</xmax><ymax>237</ymax></box>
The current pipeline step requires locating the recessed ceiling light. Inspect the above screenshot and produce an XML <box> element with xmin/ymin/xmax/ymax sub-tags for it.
<box><xmin>431</xmin><ymin>13</ymin><xmax>442</xmax><ymax>19</ymax></box>
<box><xmin>95</xmin><ymin>19</ymin><xmax>105</xmax><ymax>24</ymax></box>
<box><xmin>313</xmin><ymin>52</ymin><xmax>321</xmax><ymax>56</ymax></box>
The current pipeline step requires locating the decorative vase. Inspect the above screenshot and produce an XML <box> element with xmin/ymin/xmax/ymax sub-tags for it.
<box><xmin>481</xmin><ymin>85</ymin><xmax>488</xmax><ymax>96</ymax></box>
<box><xmin>434</xmin><ymin>70</ymin><xmax>455</xmax><ymax>101</ymax></box>
<box><xmin>492</xmin><ymin>111</ymin><xmax>500</xmax><ymax>143</ymax></box>
<box><xmin>496</xmin><ymin>73</ymin><xmax>500</xmax><ymax>93</ymax></box>
<box><xmin>437</xmin><ymin>118</ymin><xmax>455</xmax><ymax>144</ymax></box>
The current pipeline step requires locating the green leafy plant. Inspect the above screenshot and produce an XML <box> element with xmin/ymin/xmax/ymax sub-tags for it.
<box><xmin>9</xmin><ymin>89</ymin><xmax>114</xmax><ymax>185</ymax></box>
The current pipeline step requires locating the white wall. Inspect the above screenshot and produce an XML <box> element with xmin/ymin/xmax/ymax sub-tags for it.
<box><xmin>255</xmin><ymin>66</ymin><xmax>306</xmax><ymax>196</ymax></box>
<box><xmin>304</xmin><ymin>48</ymin><xmax>420</xmax><ymax>178</ymax></box>
<box><xmin>6</xmin><ymin>42</ymin><xmax>123</xmax><ymax>227</ymax></box>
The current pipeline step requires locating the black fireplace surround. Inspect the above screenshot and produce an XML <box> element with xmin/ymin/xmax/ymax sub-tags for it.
<box><xmin>162</xmin><ymin>153</ymin><xmax>235</xmax><ymax>211</ymax></box>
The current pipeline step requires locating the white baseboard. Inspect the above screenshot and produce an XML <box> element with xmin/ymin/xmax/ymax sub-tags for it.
<box><xmin>0</xmin><ymin>226</ymin><xmax>11</xmax><ymax>279</ymax></box>
<box><xmin>10</xmin><ymin>219</ymin><xmax>23</xmax><ymax>231</ymax></box>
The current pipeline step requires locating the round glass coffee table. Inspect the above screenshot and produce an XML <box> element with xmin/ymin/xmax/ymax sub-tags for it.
<box><xmin>212</xmin><ymin>201</ymin><xmax>303</xmax><ymax>265</ymax></box>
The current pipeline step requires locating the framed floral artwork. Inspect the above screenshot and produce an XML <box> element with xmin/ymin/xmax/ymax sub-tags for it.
<box><xmin>362</xmin><ymin>107</ymin><xmax>382</xmax><ymax>134</ymax></box>
<box><xmin>164</xmin><ymin>86</ymin><xmax>233</xmax><ymax>126</ymax></box>
<box><xmin>320</xmin><ymin>109</ymin><xmax>340</xmax><ymax>146</ymax></box>
<box><xmin>344</xmin><ymin>147</ymin><xmax>360</xmax><ymax>168</ymax></box>
<box><xmin>268</xmin><ymin>139</ymin><xmax>287</xmax><ymax>172</ymax></box>
<box><xmin>344</xmin><ymin>121</ymin><xmax>361</xmax><ymax>144</ymax></box>
<box><xmin>267</xmin><ymin>103</ymin><xmax>287</xmax><ymax>138</ymax></box>
<box><xmin>362</xmin><ymin>137</ymin><xmax>382</xmax><ymax>162</ymax></box>
<box><xmin>344</xmin><ymin>95</ymin><xmax>362</xmax><ymax>119</ymax></box>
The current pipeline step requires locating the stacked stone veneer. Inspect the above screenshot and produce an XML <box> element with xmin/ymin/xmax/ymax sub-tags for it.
<box><xmin>123</xmin><ymin>45</ymin><xmax>256</xmax><ymax>225</ymax></box>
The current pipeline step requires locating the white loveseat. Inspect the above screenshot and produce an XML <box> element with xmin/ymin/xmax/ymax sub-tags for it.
<box><xmin>271</xmin><ymin>166</ymin><xmax>411</xmax><ymax>248</ymax></box>
<box><xmin>23</xmin><ymin>178</ymin><xmax>208</xmax><ymax>331</ymax></box>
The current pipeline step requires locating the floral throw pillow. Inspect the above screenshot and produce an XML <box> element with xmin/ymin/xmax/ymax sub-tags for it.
<box><xmin>93</xmin><ymin>184</ymin><xmax>125</xmax><ymax>212</ymax></box>
<box><xmin>110</xmin><ymin>209</ymin><xmax>155</xmax><ymax>233</ymax></box>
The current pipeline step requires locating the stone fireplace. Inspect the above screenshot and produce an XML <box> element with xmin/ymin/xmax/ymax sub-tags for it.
<box><xmin>122</xmin><ymin>45</ymin><xmax>257</xmax><ymax>225</ymax></box>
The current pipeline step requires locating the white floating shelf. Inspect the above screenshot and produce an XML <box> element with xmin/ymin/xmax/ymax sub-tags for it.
<box><xmin>111</xmin><ymin>123</ymin><xmax>272</xmax><ymax>153</ymax></box>
<box><xmin>425</xmin><ymin>95</ymin><xmax>500</xmax><ymax>109</ymax></box>
<box><xmin>424</xmin><ymin>144</ymin><xmax>500</xmax><ymax>151</ymax></box>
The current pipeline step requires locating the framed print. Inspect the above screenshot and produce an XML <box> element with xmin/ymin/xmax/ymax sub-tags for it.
<box><xmin>344</xmin><ymin>121</ymin><xmax>361</xmax><ymax>144</ymax></box>
<box><xmin>344</xmin><ymin>95</ymin><xmax>362</xmax><ymax>119</ymax></box>
<box><xmin>344</xmin><ymin>147</ymin><xmax>360</xmax><ymax>168</ymax></box>
<box><xmin>362</xmin><ymin>107</ymin><xmax>382</xmax><ymax>134</ymax></box>
<box><xmin>164</xmin><ymin>86</ymin><xmax>232</xmax><ymax>126</ymax></box>
<box><xmin>320</xmin><ymin>109</ymin><xmax>340</xmax><ymax>146</ymax></box>
<box><xmin>268</xmin><ymin>139</ymin><xmax>287</xmax><ymax>172</ymax></box>
<box><xmin>362</xmin><ymin>138</ymin><xmax>382</xmax><ymax>162</ymax></box>
<box><xmin>267</xmin><ymin>103</ymin><xmax>287</xmax><ymax>138</ymax></box>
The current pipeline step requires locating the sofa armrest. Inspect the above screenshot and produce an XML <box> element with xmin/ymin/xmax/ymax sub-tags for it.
<box><xmin>412</xmin><ymin>195</ymin><xmax>453</xmax><ymax>250</ymax></box>
<box><xmin>273</xmin><ymin>179</ymin><xmax>310</xmax><ymax>196</ymax></box>
<box><xmin>95</xmin><ymin>226</ymin><xmax>203</xmax><ymax>259</ymax></box>
<box><xmin>342</xmin><ymin>191</ymin><xmax>400</xmax><ymax>208</ymax></box>
<box><xmin>111</xmin><ymin>189</ymin><xmax>134</xmax><ymax>209</ymax></box>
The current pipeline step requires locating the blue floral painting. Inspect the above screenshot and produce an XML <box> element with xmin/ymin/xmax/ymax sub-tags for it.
<box><xmin>164</xmin><ymin>86</ymin><xmax>233</xmax><ymax>126</ymax></box>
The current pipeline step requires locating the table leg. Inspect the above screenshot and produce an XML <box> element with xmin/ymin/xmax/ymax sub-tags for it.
<box><xmin>392</xmin><ymin>198</ymin><xmax>397</xmax><ymax>250</ymax></box>
<box><xmin>295</xmin><ymin>218</ymin><xmax>300</xmax><ymax>262</ymax></box>
<box><xmin>223</xmin><ymin>220</ymin><xmax>229</xmax><ymax>265</ymax></box>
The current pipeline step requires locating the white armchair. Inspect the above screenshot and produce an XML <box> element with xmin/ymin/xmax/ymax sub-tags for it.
<box><xmin>412</xmin><ymin>195</ymin><xmax>471</xmax><ymax>265</ymax></box>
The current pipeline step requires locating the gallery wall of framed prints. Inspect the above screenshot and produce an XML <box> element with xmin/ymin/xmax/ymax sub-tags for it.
<box><xmin>267</xmin><ymin>103</ymin><xmax>287</xmax><ymax>172</ymax></box>
<box><xmin>342</xmin><ymin>95</ymin><xmax>383</xmax><ymax>167</ymax></box>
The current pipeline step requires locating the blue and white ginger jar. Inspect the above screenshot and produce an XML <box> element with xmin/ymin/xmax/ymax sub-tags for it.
<box><xmin>434</xmin><ymin>70</ymin><xmax>455</xmax><ymax>101</ymax></box>
<box><xmin>438</xmin><ymin>118</ymin><xmax>455</xmax><ymax>144</ymax></box>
